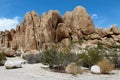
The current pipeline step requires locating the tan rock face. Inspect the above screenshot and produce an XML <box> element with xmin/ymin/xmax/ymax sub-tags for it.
<box><xmin>24</xmin><ymin>11</ymin><xmax>41</xmax><ymax>50</ymax></box>
<box><xmin>24</xmin><ymin>12</ymin><xmax>36</xmax><ymax>50</ymax></box>
<box><xmin>112</xmin><ymin>35</ymin><xmax>120</xmax><ymax>41</ymax></box>
<box><xmin>95</xmin><ymin>28</ymin><xmax>113</xmax><ymax>37</ymax></box>
<box><xmin>64</xmin><ymin>6</ymin><xmax>95</xmax><ymax>40</ymax></box>
<box><xmin>111</xmin><ymin>24</ymin><xmax>120</xmax><ymax>35</ymax></box>
<box><xmin>71</xmin><ymin>6</ymin><xmax>95</xmax><ymax>35</ymax></box>
<box><xmin>56</xmin><ymin>23</ymin><xmax>71</xmax><ymax>42</ymax></box>
<box><xmin>0</xmin><ymin>6</ymin><xmax>120</xmax><ymax>53</ymax></box>
<box><xmin>44</xmin><ymin>10</ymin><xmax>63</xmax><ymax>43</ymax></box>
<box><xmin>1</xmin><ymin>31</ymin><xmax>11</xmax><ymax>48</ymax></box>
<box><xmin>1</xmin><ymin>47</ymin><xmax>15</xmax><ymax>57</ymax></box>
<box><xmin>64</xmin><ymin>12</ymin><xmax>72</xmax><ymax>27</ymax></box>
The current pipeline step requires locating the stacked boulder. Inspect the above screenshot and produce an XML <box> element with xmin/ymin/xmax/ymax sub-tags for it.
<box><xmin>0</xmin><ymin>6</ymin><xmax>120</xmax><ymax>57</ymax></box>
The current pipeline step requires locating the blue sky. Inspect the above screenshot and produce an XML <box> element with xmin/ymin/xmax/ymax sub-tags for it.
<box><xmin>0</xmin><ymin>0</ymin><xmax>120</xmax><ymax>31</ymax></box>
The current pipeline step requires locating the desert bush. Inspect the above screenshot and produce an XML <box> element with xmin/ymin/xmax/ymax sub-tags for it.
<box><xmin>98</xmin><ymin>58</ymin><xmax>115</xmax><ymax>74</ymax></box>
<box><xmin>102</xmin><ymin>45</ymin><xmax>120</xmax><ymax>68</ymax></box>
<box><xmin>39</xmin><ymin>48</ymin><xmax>79</xmax><ymax>72</ymax></box>
<box><xmin>65</xmin><ymin>63</ymin><xmax>83</xmax><ymax>75</ymax></box>
<box><xmin>79</xmin><ymin>47</ymin><xmax>103</xmax><ymax>68</ymax></box>
<box><xmin>0</xmin><ymin>52</ymin><xmax>6</xmax><ymax>66</ymax></box>
<box><xmin>22</xmin><ymin>50</ymin><xmax>41</xmax><ymax>64</ymax></box>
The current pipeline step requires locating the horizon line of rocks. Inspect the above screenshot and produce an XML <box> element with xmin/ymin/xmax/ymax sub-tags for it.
<box><xmin>0</xmin><ymin>6</ymin><xmax>120</xmax><ymax>52</ymax></box>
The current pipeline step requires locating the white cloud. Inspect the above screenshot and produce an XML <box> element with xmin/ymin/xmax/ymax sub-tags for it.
<box><xmin>0</xmin><ymin>16</ymin><xmax>20</xmax><ymax>31</ymax></box>
<box><xmin>91</xmin><ymin>14</ymin><xmax>98</xmax><ymax>19</ymax></box>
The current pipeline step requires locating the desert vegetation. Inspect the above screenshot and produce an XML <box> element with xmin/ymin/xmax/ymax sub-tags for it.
<box><xmin>39</xmin><ymin>43</ymin><xmax>120</xmax><ymax>74</ymax></box>
<box><xmin>39</xmin><ymin>48</ymin><xmax>79</xmax><ymax>72</ymax></box>
<box><xmin>98</xmin><ymin>58</ymin><xmax>115</xmax><ymax>74</ymax></box>
<box><xmin>0</xmin><ymin>52</ymin><xmax>6</xmax><ymax>66</ymax></box>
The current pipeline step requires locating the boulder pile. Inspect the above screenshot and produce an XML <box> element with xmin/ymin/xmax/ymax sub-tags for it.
<box><xmin>0</xmin><ymin>6</ymin><xmax>120</xmax><ymax>56</ymax></box>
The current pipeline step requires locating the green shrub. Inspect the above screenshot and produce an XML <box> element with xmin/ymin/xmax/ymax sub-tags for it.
<box><xmin>103</xmin><ymin>46</ymin><xmax>120</xmax><ymax>68</ymax></box>
<box><xmin>0</xmin><ymin>52</ymin><xmax>6</xmax><ymax>66</ymax></box>
<box><xmin>79</xmin><ymin>47</ymin><xmax>103</xmax><ymax>68</ymax></box>
<box><xmin>40</xmin><ymin>48</ymin><xmax>79</xmax><ymax>72</ymax></box>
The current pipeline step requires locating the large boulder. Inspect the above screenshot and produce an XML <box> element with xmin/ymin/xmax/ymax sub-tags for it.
<box><xmin>22</xmin><ymin>50</ymin><xmax>41</xmax><ymax>64</ymax></box>
<box><xmin>24</xmin><ymin>12</ymin><xmax>38</xmax><ymax>50</ymax></box>
<box><xmin>42</xmin><ymin>10</ymin><xmax>64</xmax><ymax>43</ymax></box>
<box><xmin>5</xmin><ymin>60</ymin><xmax>23</xmax><ymax>69</ymax></box>
<box><xmin>64</xmin><ymin>12</ymin><xmax>72</xmax><ymax>26</ymax></box>
<box><xmin>111</xmin><ymin>25</ymin><xmax>120</xmax><ymax>35</ymax></box>
<box><xmin>56</xmin><ymin>23</ymin><xmax>71</xmax><ymax>42</ymax></box>
<box><xmin>1</xmin><ymin>47</ymin><xmax>15</xmax><ymax>57</ymax></box>
<box><xmin>101</xmin><ymin>37</ymin><xmax>115</xmax><ymax>46</ymax></box>
<box><xmin>95</xmin><ymin>28</ymin><xmax>113</xmax><ymax>37</ymax></box>
<box><xmin>71</xmin><ymin>6</ymin><xmax>94</xmax><ymax>35</ymax></box>
<box><xmin>112</xmin><ymin>35</ymin><xmax>120</xmax><ymax>41</ymax></box>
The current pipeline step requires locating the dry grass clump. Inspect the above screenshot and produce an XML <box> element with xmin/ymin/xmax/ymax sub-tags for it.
<box><xmin>98</xmin><ymin>58</ymin><xmax>115</xmax><ymax>74</ymax></box>
<box><xmin>65</xmin><ymin>63</ymin><xmax>83</xmax><ymax>75</ymax></box>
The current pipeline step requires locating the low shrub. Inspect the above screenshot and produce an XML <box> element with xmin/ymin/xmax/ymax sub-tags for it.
<box><xmin>65</xmin><ymin>63</ymin><xmax>83</xmax><ymax>75</ymax></box>
<box><xmin>79</xmin><ymin>47</ymin><xmax>103</xmax><ymax>68</ymax></box>
<box><xmin>39</xmin><ymin>48</ymin><xmax>79</xmax><ymax>72</ymax></box>
<box><xmin>102</xmin><ymin>45</ymin><xmax>120</xmax><ymax>68</ymax></box>
<box><xmin>98</xmin><ymin>58</ymin><xmax>114</xmax><ymax>74</ymax></box>
<box><xmin>0</xmin><ymin>52</ymin><xmax>6</xmax><ymax>66</ymax></box>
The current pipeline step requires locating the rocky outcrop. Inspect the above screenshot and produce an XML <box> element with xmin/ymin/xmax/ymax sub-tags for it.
<box><xmin>64</xmin><ymin>6</ymin><xmax>95</xmax><ymax>40</ymax></box>
<box><xmin>71</xmin><ymin>6</ymin><xmax>94</xmax><ymax>35</ymax></box>
<box><xmin>56</xmin><ymin>23</ymin><xmax>71</xmax><ymax>42</ymax></box>
<box><xmin>111</xmin><ymin>24</ymin><xmax>120</xmax><ymax>35</ymax></box>
<box><xmin>1</xmin><ymin>47</ymin><xmax>15</xmax><ymax>57</ymax></box>
<box><xmin>0</xmin><ymin>6</ymin><xmax>120</xmax><ymax>55</ymax></box>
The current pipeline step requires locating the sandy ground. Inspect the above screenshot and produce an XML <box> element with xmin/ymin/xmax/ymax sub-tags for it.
<box><xmin>0</xmin><ymin>57</ymin><xmax>120</xmax><ymax>80</ymax></box>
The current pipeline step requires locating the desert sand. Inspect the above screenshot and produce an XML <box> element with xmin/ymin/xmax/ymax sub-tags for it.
<box><xmin>0</xmin><ymin>57</ymin><xmax>120</xmax><ymax>80</ymax></box>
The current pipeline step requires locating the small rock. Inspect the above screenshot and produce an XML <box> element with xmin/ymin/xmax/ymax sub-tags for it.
<box><xmin>5</xmin><ymin>60</ymin><xmax>23</xmax><ymax>69</ymax></box>
<box><xmin>91</xmin><ymin>65</ymin><xmax>101</xmax><ymax>74</ymax></box>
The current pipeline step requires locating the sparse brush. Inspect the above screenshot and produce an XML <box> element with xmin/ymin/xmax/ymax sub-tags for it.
<box><xmin>98</xmin><ymin>58</ymin><xmax>115</xmax><ymax>74</ymax></box>
<box><xmin>39</xmin><ymin>48</ymin><xmax>79</xmax><ymax>72</ymax></box>
<box><xmin>65</xmin><ymin>63</ymin><xmax>83</xmax><ymax>75</ymax></box>
<box><xmin>79</xmin><ymin>47</ymin><xmax>103</xmax><ymax>68</ymax></box>
<box><xmin>0</xmin><ymin>52</ymin><xmax>6</xmax><ymax>66</ymax></box>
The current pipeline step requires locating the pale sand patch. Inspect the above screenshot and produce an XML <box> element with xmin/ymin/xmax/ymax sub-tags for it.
<box><xmin>0</xmin><ymin>57</ymin><xmax>120</xmax><ymax>80</ymax></box>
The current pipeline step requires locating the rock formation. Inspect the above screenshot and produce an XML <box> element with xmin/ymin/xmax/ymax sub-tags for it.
<box><xmin>0</xmin><ymin>6</ymin><xmax>120</xmax><ymax>56</ymax></box>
